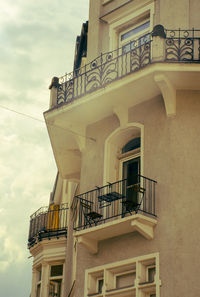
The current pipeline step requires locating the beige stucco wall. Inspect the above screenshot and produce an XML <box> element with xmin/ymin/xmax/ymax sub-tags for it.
<box><xmin>79</xmin><ymin>114</ymin><xmax>119</xmax><ymax>193</ymax></box>
<box><xmin>159</xmin><ymin>0</ymin><xmax>190</xmax><ymax>28</ymax></box>
<box><xmin>73</xmin><ymin>90</ymin><xmax>200</xmax><ymax>297</ymax></box>
<box><xmin>189</xmin><ymin>0</ymin><xmax>200</xmax><ymax>28</ymax></box>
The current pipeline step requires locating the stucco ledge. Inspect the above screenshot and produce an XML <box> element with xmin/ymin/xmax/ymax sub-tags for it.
<box><xmin>74</xmin><ymin>214</ymin><xmax>157</xmax><ymax>254</ymax></box>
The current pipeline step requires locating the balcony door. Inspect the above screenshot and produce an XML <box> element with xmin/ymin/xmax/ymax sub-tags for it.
<box><xmin>120</xmin><ymin>137</ymin><xmax>141</xmax><ymax>213</ymax></box>
<box><xmin>122</xmin><ymin>156</ymin><xmax>140</xmax><ymax>208</ymax></box>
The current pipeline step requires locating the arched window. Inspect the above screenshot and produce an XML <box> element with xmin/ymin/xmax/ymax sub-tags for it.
<box><xmin>103</xmin><ymin>124</ymin><xmax>143</xmax><ymax>185</ymax></box>
<box><xmin>122</xmin><ymin>137</ymin><xmax>141</xmax><ymax>153</ymax></box>
<box><xmin>120</xmin><ymin>137</ymin><xmax>141</xmax><ymax>180</ymax></box>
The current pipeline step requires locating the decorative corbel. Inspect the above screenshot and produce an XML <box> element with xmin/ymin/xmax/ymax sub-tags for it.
<box><xmin>113</xmin><ymin>105</ymin><xmax>128</xmax><ymax>127</ymax></box>
<box><xmin>77</xmin><ymin>236</ymin><xmax>98</xmax><ymax>254</ymax></box>
<box><xmin>154</xmin><ymin>74</ymin><xmax>176</xmax><ymax>117</ymax></box>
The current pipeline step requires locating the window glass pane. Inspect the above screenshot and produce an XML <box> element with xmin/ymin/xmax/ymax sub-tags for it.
<box><xmin>49</xmin><ymin>279</ymin><xmax>62</xmax><ymax>297</ymax></box>
<box><xmin>98</xmin><ymin>279</ymin><xmax>104</xmax><ymax>293</ymax></box>
<box><xmin>122</xmin><ymin>33</ymin><xmax>150</xmax><ymax>54</ymax></box>
<box><xmin>50</xmin><ymin>265</ymin><xmax>63</xmax><ymax>277</ymax></box>
<box><xmin>148</xmin><ymin>267</ymin><xmax>156</xmax><ymax>282</ymax></box>
<box><xmin>122</xmin><ymin>157</ymin><xmax>140</xmax><ymax>212</ymax></box>
<box><xmin>122</xmin><ymin>137</ymin><xmax>140</xmax><ymax>153</ymax></box>
<box><xmin>121</xmin><ymin>21</ymin><xmax>150</xmax><ymax>41</ymax></box>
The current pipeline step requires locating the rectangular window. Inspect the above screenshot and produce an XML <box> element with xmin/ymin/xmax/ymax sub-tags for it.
<box><xmin>119</xmin><ymin>19</ymin><xmax>150</xmax><ymax>54</ymax></box>
<box><xmin>122</xmin><ymin>156</ymin><xmax>141</xmax><ymax>213</ymax></box>
<box><xmin>50</xmin><ymin>265</ymin><xmax>63</xmax><ymax>277</ymax></box>
<box><xmin>147</xmin><ymin>266</ymin><xmax>156</xmax><ymax>283</ymax></box>
<box><xmin>121</xmin><ymin>21</ymin><xmax>150</xmax><ymax>41</ymax></box>
<box><xmin>97</xmin><ymin>279</ymin><xmax>104</xmax><ymax>293</ymax></box>
<box><xmin>49</xmin><ymin>279</ymin><xmax>62</xmax><ymax>297</ymax></box>
<box><xmin>49</xmin><ymin>264</ymin><xmax>63</xmax><ymax>297</ymax></box>
<box><xmin>86</xmin><ymin>253</ymin><xmax>160</xmax><ymax>297</ymax></box>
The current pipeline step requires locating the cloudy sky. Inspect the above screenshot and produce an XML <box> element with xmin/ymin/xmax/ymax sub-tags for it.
<box><xmin>0</xmin><ymin>0</ymin><xmax>89</xmax><ymax>296</ymax></box>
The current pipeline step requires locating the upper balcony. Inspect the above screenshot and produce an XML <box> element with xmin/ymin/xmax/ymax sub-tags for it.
<box><xmin>44</xmin><ymin>26</ymin><xmax>200</xmax><ymax>179</ymax></box>
<box><xmin>72</xmin><ymin>175</ymin><xmax>157</xmax><ymax>254</ymax></box>
<box><xmin>48</xmin><ymin>26</ymin><xmax>200</xmax><ymax>111</ymax></box>
<box><xmin>28</xmin><ymin>203</ymin><xmax>68</xmax><ymax>249</ymax></box>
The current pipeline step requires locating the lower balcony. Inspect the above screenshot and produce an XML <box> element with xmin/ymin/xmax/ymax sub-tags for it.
<box><xmin>28</xmin><ymin>203</ymin><xmax>68</xmax><ymax>249</ymax></box>
<box><xmin>72</xmin><ymin>175</ymin><xmax>157</xmax><ymax>253</ymax></box>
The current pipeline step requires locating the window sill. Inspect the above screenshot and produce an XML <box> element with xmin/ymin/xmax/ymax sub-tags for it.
<box><xmin>106</xmin><ymin>285</ymin><xmax>135</xmax><ymax>296</ymax></box>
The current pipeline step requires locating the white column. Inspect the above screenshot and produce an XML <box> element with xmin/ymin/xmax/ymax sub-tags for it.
<box><xmin>152</xmin><ymin>35</ymin><xmax>165</xmax><ymax>62</ymax></box>
<box><xmin>41</xmin><ymin>262</ymin><xmax>49</xmax><ymax>297</ymax></box>
<box><xmin>63</xmin><ymin>181</ymin><xmax>79</xmax><ymax>296</ymax></box>
<box><xmin>31</xmin><ymin>267</ymin><xmax>37</xmax><ymax>297</ymax></box>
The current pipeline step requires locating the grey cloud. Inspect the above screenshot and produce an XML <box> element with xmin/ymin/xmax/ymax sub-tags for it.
<box><xmin>0</xmin><ymin>1</ymin><xmax>89</xmax><ymax>296</ymax></box>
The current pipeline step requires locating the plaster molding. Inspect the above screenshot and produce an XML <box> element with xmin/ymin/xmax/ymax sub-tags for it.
<box><xmin>130</xmin><ymin>218</ymin><xmax>154</xmax><ymax>240</ymax></box>
<box><xmin>154</xmin><ymin>74</ymin><xmax>176</xmax><ymax>117</ymax></box>
<box><xmin>103</xmin><ymin>122</ymin><xmax>144</xmax><ymax>185</ymax></box>
<box><xmin>113</xmin><ymin>105</ymin><xmax>128</xmax><ymax>127</ymax></box>
<box><xmin>77</xmin><ymin>236</ymin><xmax>98</xmax><ymax>254</ymax></box>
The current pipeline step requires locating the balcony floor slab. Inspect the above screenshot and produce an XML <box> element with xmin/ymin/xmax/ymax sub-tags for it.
<box><xmin>74</xmin><ymin>214</ymin><xmax>157</xmax><ymax>254</ymax></box>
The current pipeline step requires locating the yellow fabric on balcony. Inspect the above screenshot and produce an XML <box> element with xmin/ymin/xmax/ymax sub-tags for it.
<box><xmin>47</xmin><ymin>204</ymin><xmax>59</xmax><ymax>230</ymax></box>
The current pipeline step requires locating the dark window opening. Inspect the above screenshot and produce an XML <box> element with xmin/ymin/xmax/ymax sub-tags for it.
<box><xmin>122</xmin><ymin>137</ymin><xmax>140</xmax><ymax>153</ymax></box>
<box><xmin>50</xmin><ymin>265</ymin><xmax>63</xmax><ymax>277</ymax></box>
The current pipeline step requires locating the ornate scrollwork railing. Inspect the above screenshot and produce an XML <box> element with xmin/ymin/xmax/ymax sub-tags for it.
<box><xmin>55</xmin><ymin>28</ymin><xmax>200</xmax><ymax>106</ymax></box>
<box><xmin>57</xmin><ymin>33</ymin><xmax>151</xmax><ymax>105</ymax></box>
<box><xmin>165</xmin><ymin>29</ymin><xmax>200</xmax><ymax>62</ymax></box>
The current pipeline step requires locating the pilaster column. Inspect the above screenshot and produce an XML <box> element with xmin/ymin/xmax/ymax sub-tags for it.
<box><xmin>151</xmin><ymin>25</ymin><xmax>166</xmax><ymax>62</ymax></box>
<box><xmin>41</xmin><ymin>262</ymin><xmax>49</xmax><ymax>297</ymax></box>
<box><xmin>31</xmin><ymin>267</ymin><xmax>37</xmax><ymax>297</ymax></box>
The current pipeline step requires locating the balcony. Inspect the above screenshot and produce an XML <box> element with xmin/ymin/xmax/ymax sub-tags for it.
<box><xmin>45</xmin><ymin>27</ymin><xmax>200</xmax><ymax>179</ymax></box>
<box><xmin>50</xmin><ymin>27</ymin><xmax>200</xmax><ymax>108</ymax></box>
<box><xmin>28</xmin><ymin>203</ymin><xmax>68</xmax><ymax>249</ymax></box>
<box><xmin>72</xmin><ymin>175</ymin><xmax>157</xmax><ymax>253</ymax></box>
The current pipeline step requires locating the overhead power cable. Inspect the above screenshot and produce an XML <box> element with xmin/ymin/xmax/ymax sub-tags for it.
<box><xmin>0</xmin><ymin>104</ymin><xmax>96</xmax><ymax>142</ymax></box>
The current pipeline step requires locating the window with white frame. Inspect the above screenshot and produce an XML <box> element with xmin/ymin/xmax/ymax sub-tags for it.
<box><xmin>97</xmin><ymin>278</ymin><xmax>104</xmax><ymax>294</ymax></box>
<box><xmin>86</xmin><ymin>253</ymin><xmax>160</xmax><ymax>297</ymax></box>
<box><xmin>108</xmin><ymin>2</ymin><xmax>154</xmax><ymax>51</ymax></box>
<box><xmin>119</xmin><ymin>19</ymin><xmax>150</xmax><ymax>53</ymax></box>
<box><xmin>48</xmin><ymin>264</ymin><xmax>63</xmax><ymax>297</ymax></box>
<box><xmin>87</xmin><ymin>269</ymin><xmax>104</xmax><ymax>296</ymax></box>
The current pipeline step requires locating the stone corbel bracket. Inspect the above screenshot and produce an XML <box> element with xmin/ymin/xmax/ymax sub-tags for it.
<box><xmin>113</xmin><ymin>105</ymin><xmax>128</xmax><ymax>127</ymax></box>
<box><xmin>154</xmin><ymin>74</ymin><xmax>176</xmax><ymax>117</ymax></box>
<box><xmin>77</xmin><ymin>236</ymin><xmax>98</xmax><ymax>254</ymax></box>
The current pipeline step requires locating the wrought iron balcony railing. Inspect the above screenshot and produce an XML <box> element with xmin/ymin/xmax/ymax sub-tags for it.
<box><xmin>53</xmin><ymin>27</ymin><xmax>200</xmax><ymax>107</ymax></box>
<box><xmin>28</xmin><ymin>203</ymin><xmax>68</xmax><ymax>248</ymax></box>
<box><xmin>165</xmin><ymin>28</ymin><xmax>200</xmax><ymax>62</ymax></box>
<box><xmin>72</xmin><ymin>175</ymin><xmax>157</xmax><ymax>231</ymax></box>
<box><xmin>57</xmin><ymin>33</ymin><xmax>151</xmax><ymax>105</ymax></box>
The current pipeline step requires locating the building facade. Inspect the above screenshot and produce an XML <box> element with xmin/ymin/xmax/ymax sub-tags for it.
<box><xmin>28</xmin><ymin>1</ymin><xmax>200</xmax><ymax>297</ymax></box>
